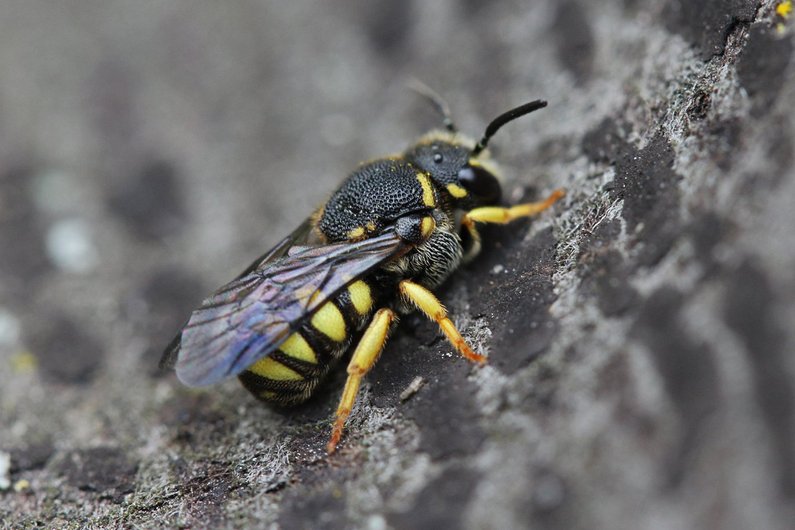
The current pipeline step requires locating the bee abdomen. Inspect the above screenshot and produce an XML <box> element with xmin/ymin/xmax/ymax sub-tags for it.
<box><xmin>238</xmin><ymin>279</ymin><xmax>377</xmax><ymax>406</ymax></box>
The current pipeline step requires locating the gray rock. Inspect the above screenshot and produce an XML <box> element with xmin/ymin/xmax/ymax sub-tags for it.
<box><xmin>1</xmin><ymin>1</ymin><xmax>793</xmax><ymax>529</ymax></box>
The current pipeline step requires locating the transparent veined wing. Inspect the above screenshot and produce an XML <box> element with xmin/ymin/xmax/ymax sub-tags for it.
<box><xmin>159</xmin><ymin>218</ymin><xmax>314</xmax><ymax>371</ymax></box>
<box><xmin>169</xmin><ymin>230</ymin><xmax>408</xmax><ymax>387</ymax></box>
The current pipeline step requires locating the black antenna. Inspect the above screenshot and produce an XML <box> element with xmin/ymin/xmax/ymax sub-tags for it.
<box><xmin>471</xmin><ymin>100</ymin><xmax>547</xmax><ymax>156</ymax></box>
<box><xmin>408</xmin><ymin>79</ymin><xmax>457</xmax><ymax>133</ymax></box>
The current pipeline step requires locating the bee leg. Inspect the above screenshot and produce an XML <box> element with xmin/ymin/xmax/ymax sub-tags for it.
<box><xmin>399</xmin><ymin>280</ymin><xmax>487</xmax><ymax>364</ymax></box>
<box><xmin>328</xmin><ymin>308</ymin><xmax>397</xmax><ymax>454</ymax></box>
<box><xmin>461</xmin><ymin>188</ymin><xmax>566</xmax><ymax>262</ymax></box>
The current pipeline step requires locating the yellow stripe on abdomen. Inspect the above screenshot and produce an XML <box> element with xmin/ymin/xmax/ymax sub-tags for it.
<box><xmin>280</xmin><ymin>332</ymin><xmax>317</xmax><ymax>364</ymax></box>
<box><xmin>311</xmin><ymin>302</ymin><xmax>347</xmax><ymax>342</ymax></box>
<box><xmin>348</xmin><ymin>280</ymin><xmax>373</xmax><ymax>316</ymax></box>
<box><xmin>248</xmin><ymin>357</ymin><xmax>304</xmax><ymax>381</ymax></box>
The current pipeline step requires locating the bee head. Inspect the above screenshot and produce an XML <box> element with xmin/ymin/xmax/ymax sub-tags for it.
<box><xmin>406</xmin><ymin>99</ymin><xmax>547</xmax><ymax>207</ymax></box>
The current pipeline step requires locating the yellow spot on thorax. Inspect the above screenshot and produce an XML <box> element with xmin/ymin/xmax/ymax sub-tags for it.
<box><xmin>311</xmin><ymin>302</ymin><xmax>347</xmax><ymax>342</ymax></box>
<box><xmin>280</xmin><ymin>333</ymin><xmax>317</xmax><ymax>364</ymax></box>
<box><xmin>348</xmin><ymin>280</ymin><xmax>373</xmax><ymax>315</ymax></box>
<box><xmin>10</xmin><ymin>351</ymin><xmax>37</xmax><ymax>373</ymax></box>
<box><xmin>417</xmin><ymin>173</ymin><xmax>436</xmax><ymax>207</ymax></box>
<box><xmin>420</xmin><ymin>216</ymin><xmax>436</xmax><ymax>238</ymax></box>
<box><xmin>248</xmin><ymin>357</ymin><xmax>303</xmax><ymax>381</ymax></box>
<box><xmin>446</xmin><ymin>183</ymin><xmax>468</xmax><ymax>199</ymax></box>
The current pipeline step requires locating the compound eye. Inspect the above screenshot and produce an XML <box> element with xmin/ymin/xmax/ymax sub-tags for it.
<box><xmin>457</xmin><ymin>164</ymin><xmax>501</xmax><ymax>203</ymax></box>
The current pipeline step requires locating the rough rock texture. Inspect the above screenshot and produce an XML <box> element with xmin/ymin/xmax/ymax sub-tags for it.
<box><xmin>1</xmin><ymin>1</ymin><xmax>794</xmax><ymax>528</ymax></box>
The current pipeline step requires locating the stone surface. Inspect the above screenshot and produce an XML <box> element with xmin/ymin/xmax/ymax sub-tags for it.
<box><xmin>1</xmin><ymin>1</ymin><xmax>794</xmax><ymax>529</ymax></box>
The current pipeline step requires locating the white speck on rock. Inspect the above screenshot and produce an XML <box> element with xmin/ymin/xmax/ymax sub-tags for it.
<box><xmin>0</xmin><ymin>308</ymin><xmax>21</xmax><ymax>347</ymax></box>
<box><xmin>399</xmin><ymin>376</ymin><xmax>425</xmax><ymax>401</ymax></box>
<box><xmin>45</xmin><ymin>218</ymin><xmax>99</xmax><ymax>273</ymax></box>
<box><xmin>0</xmin><ymin>451</ymin><xmax>11</xmax><ymax>490</ymax></box>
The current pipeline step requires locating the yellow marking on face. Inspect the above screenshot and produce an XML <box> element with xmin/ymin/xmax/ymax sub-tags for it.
<box><xmin>366</xmin><ymin>221</ymin><xmax>376</xmax><ymax>232</ymax></box>
<box><xmin>417</xmin><ymin>173</ymin><xmax>436</xmax><ymax>207</ymax></box>
<box><xmin>348</xmin><ymin>226</ymin><xmax>365</xmax><ymax>240</ymax></box>
<box><xmin>280</xmin><ymin>333</ymin><xmax>317</xmax><ymax>364</ymax></box>
<box><xmin>348</xmin><ymin>280</ymin><xmax>373</xmax><ymax>315</ymax></box>
<box><xmin>446</xmin><ymin>183</ymin><xmax>468</xmax><ymax>199</ymax></box>
<box><xmin>311</xmin><ymin>302</ymin><xmax>347</xmax><ymax>342</ymax></box>
<box><xmin>420</xmin><ymin>216</ymin><xmax>436</xmax><ymax>238</ymax></box>
<box><xmin>248</xmin><ymin>357</ymin><xmax>304</xmax><ymax>381</ymax></box>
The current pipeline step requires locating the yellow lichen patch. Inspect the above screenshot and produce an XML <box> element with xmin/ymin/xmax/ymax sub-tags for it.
<box><xmin>10</xmin><ymin>351</ymin><xmax>37</xmax><ymax>373</ymax></box>
<box><xmin>777</xmin><ymin>0</ymin><xmax>792</xmax><ymax>18</ymax></box>
<box><xmin>420</xmin><ymin>216</ymin><xmax>436</xmax><ymax>238</ymax></box>
<box><xmin>417</xmin><ymin>173</ymin><xmax>436</xmax><ymax>207</ymax></box>
<box><xmin>347</xmin><ymin>226</ymin><xmax>366</xmax><ymax>240</ymax></box>
<box><xmin>777</xmin><ymin>0</ymin><xmax>793</xmax><ymax>31</ymax></box>
<box><xmin>248</xmin><ymin>357</ymin><xmax>303</xmax><ymax>381</ymax></box>
<box><xmin>280</xmin><ymin>333</ymin><xmax>317</xmax><ymax>364</ymax></box>
<box><xmin>348</xmin><ymin>280</ymin><xmax>373</xmax><ymax>315</ymax></box>
<box><xmin>446</xmin><ymin>183</ymin><xmax>468</xmax><ymax>199</ymax></box>
<box><xmin>311</xmin><ymin>302</ymin><xmax>347</xmax><ymax>342</ymax></box>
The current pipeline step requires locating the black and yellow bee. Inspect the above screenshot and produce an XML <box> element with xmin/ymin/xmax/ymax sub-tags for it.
<box><xmin>161</xmin><ymin>88</ymin><xmax>565</xmax><ymax>453</ymax></box>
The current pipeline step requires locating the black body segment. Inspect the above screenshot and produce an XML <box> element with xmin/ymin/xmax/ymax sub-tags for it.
<box><xmin>318</xmin><ymin>159</ymin><xmax>435</xmax><ymax>242</ymax></box>
<box><xmin>405</xmin><ymin>138</ymin><xmax>472</xmax><ymax>186</ymax></box>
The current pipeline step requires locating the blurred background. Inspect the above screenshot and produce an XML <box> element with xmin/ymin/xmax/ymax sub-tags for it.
<box><xmin>1</xmin><ymin>1</ymin><xmax>794</xmax><ymax>528</ymax></box>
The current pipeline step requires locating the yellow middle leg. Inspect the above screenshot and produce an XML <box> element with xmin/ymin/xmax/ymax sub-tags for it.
<box><xmin>327</xmin><ymin>308</ymin><xmax>397</xmax><ymax>454</ymax></box>
<box><xmin>399</xmin><ymin>280</ymin><xmax>486</xmax><ymax>364</ymax></box>
<box><xmin>461</xmin><ymin>188</ymin><xmax>566</xmax><ymax>260</ymax></box>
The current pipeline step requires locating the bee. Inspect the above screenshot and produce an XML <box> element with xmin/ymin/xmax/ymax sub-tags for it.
<box><xmin>161</xmin><ymin>87</ymin><xmax>565</xmax><ymax>453</ymax></box>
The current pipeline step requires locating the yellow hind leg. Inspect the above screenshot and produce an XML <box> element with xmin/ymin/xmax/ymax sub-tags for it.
<box><xmin>327</xmin><ymin>308</ymin><xmax>396</xmax><ymax>454</ymax></box>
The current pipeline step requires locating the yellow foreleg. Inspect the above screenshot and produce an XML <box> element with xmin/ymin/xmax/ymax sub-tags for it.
<box><xmin>461</xmin><ymin>188</ymin><xmax>566</xmax><ymax>260</ymax></box>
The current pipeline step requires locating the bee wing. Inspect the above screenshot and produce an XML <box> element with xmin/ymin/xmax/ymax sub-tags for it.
<box><xmin>159</xmin><ymin>218</ymin><xmax>314</xmax><ymax>371</ymax></box>
<box><xmin>172</xmin><ymin>230</ymin><xmax>409</xmax><ymax>387</ymax></box>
